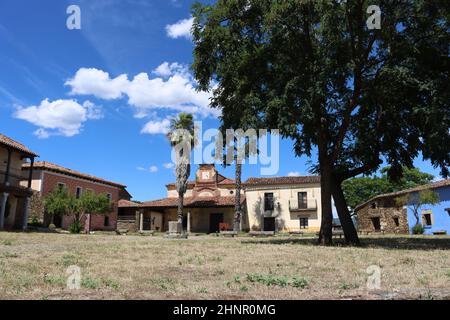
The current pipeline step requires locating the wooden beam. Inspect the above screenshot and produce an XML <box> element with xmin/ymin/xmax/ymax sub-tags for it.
<box><xmin>4</xmin><ymin>149</ymin><xmax>12</xmax><ymax>185</ymax></box>
<box><xmin>27</xmin><ymin>157</ymin><xmax>34</xmax><ymax>189</ymax></box>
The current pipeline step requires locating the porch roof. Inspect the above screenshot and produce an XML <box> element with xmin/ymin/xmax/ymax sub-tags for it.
<box><xmin>140</xmin><ymin>195</ymin><xmax>245</xmax><ymax>209</ymax></box>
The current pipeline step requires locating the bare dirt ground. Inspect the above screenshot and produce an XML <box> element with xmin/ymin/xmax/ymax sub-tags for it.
<box><xmin>0</xmin><ymin>232</ymin><xmax>449</xmax><ymax>300</ymax></box>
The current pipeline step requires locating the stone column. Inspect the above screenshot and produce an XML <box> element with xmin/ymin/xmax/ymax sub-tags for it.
<box><xmin>187</xmin><ymin>211</ymin><xmax>191</xmax><ymax>234</ymax></box>
<box><xmin>0</xmin><ymin>192</ymin><xmax>9</xmax><ymax>230</ymax></box>
<box><xmin>139</xmin><ymin>210</ymin><xmax>144</xmax><ymax>232</ymax></box>
<box><xmin>22</xmin><ymin>196</ymin><xmax>30</xmax><ymax>231</ymax></box>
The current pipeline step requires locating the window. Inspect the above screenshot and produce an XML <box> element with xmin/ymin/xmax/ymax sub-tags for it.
<box><xmin>299</xmin><ymin>217</ymin><xmax>308</xmax><ymax>229</ymax></box>
<box><xmin>104</xmin><ymin>216</ymin><xmax>110</xmax><ymax>227</ymax></box>
<box><xmin>371</xmin><ymin>217</ymin><xmax>381</xmax><ymax>231</ymax></box>
<box><xmin>422</xmin><ymin>210</ymin><xmax>433</xmax><ymax>226</ymax></box>
<box><xmin>393</xmin><ymin>217</ymin><xmax>399</xmax><ymax>227</ymax></box>
<box><xmin>371</xmin><ymin>202</ymin><xmax>377</xmax><ymax>209</ymax></box>
<box><xmin>76</xmin><ymin>187</ymin><xmax>82</xmax><ymax>199</ymax></box>
<box><xmin>106</xmin><ymin>193</ymin><xmax>112</xmax><ymax>201</ymax></box>
<box><xmin>298</xmin><ymin>192</ymin><xmax>307</xmax><ymax>209</ymax></box>
<box><xmin>57</xmin><ymin>183</ymin><xmax>66</xmax><ymax>190</ymax></box>
<box><xmin>264</xmin><ymin>193</ymin><xmax>274</xmax><ymax>211</ymax></box>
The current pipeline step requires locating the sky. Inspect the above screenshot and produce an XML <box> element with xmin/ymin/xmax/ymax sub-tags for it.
<box><xmin>0</xmin><ymin>0</ymin><xmax>443</xmax><ymax>202</ymax></box>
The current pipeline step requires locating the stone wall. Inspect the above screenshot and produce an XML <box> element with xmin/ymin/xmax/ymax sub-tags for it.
<box><xmin>357</xmin><ymin>203</ymin><xmax>409</xmax><ymax>234</ymax></box>
<box><xmin>116</xmin><ymin>219</ymin><xmax>138</xmax><ymax>233</ymax></box>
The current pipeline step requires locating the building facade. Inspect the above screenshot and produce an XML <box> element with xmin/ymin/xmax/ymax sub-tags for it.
<box><xmin>22</xmin><ymin>161</ymin><xmax>130</xmax><ymax>231</ymax></box>
<box><xmin>119</xmin><ymin>164</ymin><xmax>322</xmax><ymax>234</ymax></box>
<box><xmin>355</xmin><ymin>179</ymin><xmax>450</xmax><ymax>235</ymax></box>
<box><xmin>244</xmin><ymin>176</ymin><xmax>322</xmax><ymax>232</ymax></box>
<box><xmin>0</xmin><ymin>134</ymin><xmax>37</xmax><ymax>231</ymax></box>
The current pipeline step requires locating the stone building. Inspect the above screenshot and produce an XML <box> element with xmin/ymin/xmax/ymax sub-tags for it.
<box><xmin>356</xmin><ymin>179</ymin><xmax>450</xmax><ymax>235</ymax></box>
<box><xmin>0</xmin><ymin>134</ymin><xmax>37</xmax><ymax>231</ymax></box>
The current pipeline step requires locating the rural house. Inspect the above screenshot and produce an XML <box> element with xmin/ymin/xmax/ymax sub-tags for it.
<box><xmin>22</xmin><ymin>161</ymin><xmax>131</xmax><ymax>231</ymax></box>
<box><xmin>118</xmin><ymin>164</ymin><xmax>322</xmax><ymax>234</ymax></box>
<box><xmin>355</xmin><ymin>179</ymin><xmax>450</xmax><ymax>235</ymax></box>
<box><xmin>0</xmin><ymin>134</ymin><xmax>38</xmax><ymax>231</ymax></box>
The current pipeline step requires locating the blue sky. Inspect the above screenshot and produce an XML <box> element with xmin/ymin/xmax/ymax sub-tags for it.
<box><xmin>0</xmin><ymin>0</ymin><xmax>443</xmax><ymax>202</ymax></box>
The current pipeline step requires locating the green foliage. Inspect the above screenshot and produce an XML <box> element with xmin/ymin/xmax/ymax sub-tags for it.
<box><xmin>343</xmin><ymin>166</ymin><xmax>434</xmax><ymax>209</ymax></box>
<box><xmin>192</xmin><ymin>0</ymin><xmax>450</xmax><ymax>243</ymax></box>
<box><xmin>412</xmin><ymin>224</ymin><xmax>425</xmax><ymax>235</ymax></box>
<box><xmin>244</xmin><ymin>274</ymin><xmax>308</xmax><ymax>289</ymax></box>
<box><xmin>397</xmin><ymin>189</ymin><xmax>440</xmax><ymax>225</ymax></box>
<box><xmin>68</xmin><ymin>220</ymin><xmax>83</xmax><ymax>234</ymax></box>
<box><xmin>44</xmin><ymin>187</ymin><xmax>112</xmax><ymax>231</ymax></box>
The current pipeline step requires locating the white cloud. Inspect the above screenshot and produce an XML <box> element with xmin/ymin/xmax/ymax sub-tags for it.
<box><xmin>65</xmin><ymin>68</ymin><xmax>128</xmax><ymax>100</ymax></box>
<box><xmin>136</xmin><ymin>166</ymin><xmax>147</xmax><ymax>171</ymax></box>
<box><xmin>65</xmin><ymin>64</ymin><xmax>217</xmax><ymax>122</ymax></box>
<box><xmin>14</xmin><ymin>99</ymin><xmax>102</xmax><ymax>138</ymax></box>
<box><xmin>165</xmin><ymin>17</ymin><xmax>194</xmax><ymax>39</ymax></box>
<box><xmin>163</xmin><ymin>162</ymin><xmax>175</xmax><ymax>169</ymax></box>
<box><xmin>149</xmin><ymin>165</ymin><xmax>158</xmax><ymax>173</ymax></box>
<box><xmin>140</xmin><ymin>118</ymin><xmax>171</xmax><ymax>135</ymax></box>
<box><xmin>152</xmin><ymin>62</ymin><xmax>184</xmax><ymax>77</ymax></box>
<box><xmin>288</xmin><ymin>171</ymin><xmax>301</xmax><ymax>177</ymax></box>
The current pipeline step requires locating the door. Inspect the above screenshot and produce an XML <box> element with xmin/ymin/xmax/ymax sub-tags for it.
<box><xmin>209</xmin><ymin>213</ymin><xmax>224</xmax><ymax>233</ymax></box>
<box><xmin>298</xmin><ymin>192</ymin><xmax>307</xmax><ymax>209</ymax></box>
<box><xmin>264</xmin><ymin>217</ymin><xmax>276</xmax><ymax>231</ymax></box>
<box><xmin>371</xmin><ymin>217</ymin><xmax>381</xmax><ymax>231</ymax></box>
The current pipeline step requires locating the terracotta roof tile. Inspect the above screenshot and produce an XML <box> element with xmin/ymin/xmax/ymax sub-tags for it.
<box><xmin>245</xmin><ymin>176</ymin><xmax>320</xmax><ymax>186</ymax></box>
<box><xmin>22</xmin><ymin>161</ymin><xmax>127</xmax><ymax>189</ymax></box>
<box><xmin>141</xmin><ymin>195</ymin><xmax>245</xmax><ymax>208</ymax></box>
<box><xmin>354</xmin><ymin>179</ymin><xmax>450</xmax><ymax>212</ymax></box>
<box><xmin>0</xmin><ymin>134</ymin><xmax>38</xmax><ymax>157</ymax></box>
<box><xmin>118</xmin><ymin>199</ymin><xmax>140</xmax><ymax>207</ymax></box>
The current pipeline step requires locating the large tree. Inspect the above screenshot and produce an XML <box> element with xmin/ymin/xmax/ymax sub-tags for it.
<box><xmin>343</xmin><ymin>166</ymin><xmax>435</xmax><ymax>209</ymax></box>
<box><xmin>192</xmin><ymin>0</ymin><xmax>450</xmax><ymax>245</ymax></box>
<box><xmin>167</xmin><ymin>113</ymin><xmax>196</xmax><ymax>226</ymax></box>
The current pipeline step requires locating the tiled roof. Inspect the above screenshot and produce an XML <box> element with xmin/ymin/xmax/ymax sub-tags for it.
<box><xmin>0</xmin><ymin>134</ymin><xmax>38</xmax><ymax>157</ymax></box>
<box><xmin>141</xmin><ymin>195</ymin><xmax>245</xmax><ymax>209</ymax></box>
<box><xmin>354</xmin><ymin>179</ymin><xmax>450</xmax><ymax>212</ymax></box>
<box><xmin>218</xmin><ymin>178</ymin><xmax>235</xmax><ymax>185</ymax></box>
<box><xmin>118</xmin><ymin>199</ymin><xmax>140</xmax><ymax>207</ymax></box>
<box><xmin>22</xmin><ymin>161</ymin><xmax>127</xmax><ymax>189</ymax></box>
<box><xmin>245</xmin><ymin>176</ymin><xmax>320</xmax><ymax>186</ymax></box>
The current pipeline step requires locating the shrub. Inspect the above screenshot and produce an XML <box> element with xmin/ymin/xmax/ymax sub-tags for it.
<box><xmin>412</xmin><ymin>224</ymin><xmax>425</xmax><ymax>235</ymax></box>
<box><xmin>68</xmin><ymin>220</ymin><xmax>83</xmax><ymax>234</ymax></box>
<box><xmin>48</xmin><ymin>224</ymin><xmax>56</xmax><ymax>230</ymax></box>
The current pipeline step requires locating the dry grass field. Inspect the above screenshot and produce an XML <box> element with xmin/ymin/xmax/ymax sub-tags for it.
<box><xmin>0</xmin><ymin>232</ymin><xmax>449</xmax><ymax>300</ymax></box>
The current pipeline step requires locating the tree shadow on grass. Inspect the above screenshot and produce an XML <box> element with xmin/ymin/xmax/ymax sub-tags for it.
<box><xmin>241</xmin><ymin>236</ymin><xmax>450</xmax><ymax>251</ymax></box>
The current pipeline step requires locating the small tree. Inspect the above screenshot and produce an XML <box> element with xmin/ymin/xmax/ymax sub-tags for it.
<box><xmin>44</xmin><ymin>187</ymin><xmax>112</xmax><ymax>233</ymax></box>
<box><xmin>44</xmin><ymin>187</ymin><xmax>70</xmax><ymax>225</ymax></box>
<box><xmin>78</xmin><ymin>190</ymin><xmax>112</xmax><ymax>233</ymax></box>
<box><xmin>396</xmin><ymin>189</ymin><xmax>440</xmax><ymax>227</ymax></box>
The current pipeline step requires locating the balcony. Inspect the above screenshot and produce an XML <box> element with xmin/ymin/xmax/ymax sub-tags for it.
<box><xmin>289</xmin><ymin>198</ymin><xmax>317</xmax><ymax>212</ymax></box>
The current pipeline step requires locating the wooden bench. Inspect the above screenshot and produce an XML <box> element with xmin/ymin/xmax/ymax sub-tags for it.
<box><xmin>432</xmin><ymin>230</ymin><xmax>447</xmax><ymax>235</ymax></box>
<box><xmin>248</xmin><ymin>231</ymin><xmax>275</xmax><ymax>237</ymax></box>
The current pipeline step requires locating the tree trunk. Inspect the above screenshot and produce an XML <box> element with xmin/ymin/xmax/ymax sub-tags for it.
<box><xmin>234</xmin><ymin>162</ymin><xmax>242</xmax><ymax>232</ymax></box>
<box><xmin>318</xmin><ymin>157</ymin><xmax>333</xmax><ymax>246</ymax></box>
<box><xmin>331</xmin><ymin>177</ymin><xmax>360</xmax><ymax>245</ymax></box>
<box><xmin>177</xmin><ymin>193</ymin><xmax>184</xmax><ymax>224</ymax></box>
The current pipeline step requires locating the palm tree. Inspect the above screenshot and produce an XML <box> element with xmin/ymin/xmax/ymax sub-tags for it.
<box><xmin>167</xmin><ymin>113</ymin><xmax>195</xmax><ymax>226</ymax></box>
<box><xmin>234</xmin><ymin>137</ymin><xmax>258</xmax><ymax>232</ymax></box>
